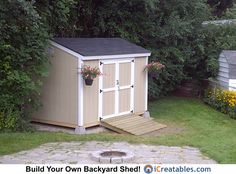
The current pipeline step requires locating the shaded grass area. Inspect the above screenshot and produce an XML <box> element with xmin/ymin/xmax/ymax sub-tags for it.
<box><xmin>149</xmin><ymin>97</ymin><xmax>236</xmax><ymax>163</ymax></box>
<box><xmin>0</xmin><ymin>97</ymin><xmax>235</xmax><ymax>163</ymax></box>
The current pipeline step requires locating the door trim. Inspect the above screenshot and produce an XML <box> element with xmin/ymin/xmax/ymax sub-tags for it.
<box><xmin>98</xmin><ymin>58</ymin><xmax>134</xmax><ymax>120</ymax></box>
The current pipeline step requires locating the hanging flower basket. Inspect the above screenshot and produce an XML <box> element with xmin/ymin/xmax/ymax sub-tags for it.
<box><xmin>81</xmin><ymin>65</ymin><xmax>102</xmax><ymax>86</ymax></box>
<box><xmin>145</xmin><ymin>61</ymin><xmax>165</xmax><ymax>78</ymax></box>
<box><xmin>84</xmin><ymin>78</ymin><xmax>93</xmax><ymax>86</ymax></box>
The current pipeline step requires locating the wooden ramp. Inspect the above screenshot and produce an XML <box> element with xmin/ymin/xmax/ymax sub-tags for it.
<box><xmin>100</xmin><ymin>115</ymin><xmax>167</xmax><ymax>135</ymax></box>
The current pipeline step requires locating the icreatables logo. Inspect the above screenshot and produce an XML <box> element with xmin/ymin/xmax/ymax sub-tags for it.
<box><xmin>144</xmin><ymin>165</ymin><xmax>153</xmax><ymax>174</ymax></box>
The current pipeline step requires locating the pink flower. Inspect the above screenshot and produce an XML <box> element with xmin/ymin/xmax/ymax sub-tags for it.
<box><xmin>145</xmin><ymin>61</ymin><xmax>165</xmax><ymax>72</ymax></box>
<box><xmin>81</xmin><ymin>65</ymin><xmax>102</xmax><ymax>80</ymax></box>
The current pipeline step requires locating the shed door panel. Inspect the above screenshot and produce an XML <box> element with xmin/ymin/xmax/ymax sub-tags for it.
<box><xmin>102</xmin><ymin>62</ymin><xmax>116</xmax><ymax>117</ymax></box>
<box><xmin>103</xmin><ymin>64</ymin><xmax>116</xmax><ymax>88</ymax></box>
<box><xmin>119</xmin><ymin>62</ymin><xmax>131</xmax><ymax>86</ymax></box>
<box><xmin>119</xmin><ymin>62</ymin><xmax>132</xmax><ymax>113</ymax></box>
<box><xmin>102</xmin><ymin>91</ymin><xmax>115</xmax><ymax>116</ymax></box>
<box><xmin>99</xmin><ymin>59</ymin><xmax>134</xmax><ymax>119</ymax></box>
<box><xmin>119</xmin><ymin>88</ymin><xmax>131</xmax><ymax>113</ymax></box>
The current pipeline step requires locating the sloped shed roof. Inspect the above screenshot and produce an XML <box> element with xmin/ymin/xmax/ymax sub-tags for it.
<box><xmin>52</xmin><ymin>38</ymin><xmax>150</xmax><ymax>57</ymax></box>
<box><xmin>222</xmin><ymin>50</ymin><xmax>236</xmax><ymax>65</ymax></box>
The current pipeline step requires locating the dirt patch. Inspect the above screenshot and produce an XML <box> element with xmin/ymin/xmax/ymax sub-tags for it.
<box><xmin>145</xmin><ymin>123</ymin><xmax>185</xmax><ymax>136</ymax></box>
<box><xmin>32</xmin><ymin>121</ymin><xmax>185</xmax><ymax>137</ymax></box>
<box><xmin>31</xmin><ymin>122</ymin><xmax>111</xmax><ymax>134</ymax></box>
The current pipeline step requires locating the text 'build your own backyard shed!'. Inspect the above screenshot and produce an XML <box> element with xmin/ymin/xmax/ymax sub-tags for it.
<box><xmin>33</xmin><ymin>38</ymin><xmax>151</xmax><ymax>132</ymax></box>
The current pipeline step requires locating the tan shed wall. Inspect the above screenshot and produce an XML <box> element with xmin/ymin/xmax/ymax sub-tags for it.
<box><xmin>134</xmin><ymin>57</ymin><xmax>147</xmax><ymax>113</ymax></box>
<box><xmin>83</xmin><ymin>60</ymin><xmax>100</xmax><ymax>127</ymax></box>
<box><xmin>32</xmin><ymin>46</ymin><xmax>78</xmax><ymax>128</ymax></box>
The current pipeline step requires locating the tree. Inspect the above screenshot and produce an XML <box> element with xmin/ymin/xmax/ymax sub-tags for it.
<box><xmin>0</xmin><ymin>0</ymin><xmax>49</xmax><ymax>131</ymax></box>
<box><xmin>34</xmin><ymin>0</ymin><xmax>76</xmax><ymax>37</ymax></box>
<box><xmin>207</xmin><ymin>0</ymin><xmax>234</xmax><ymax>16</ymax></box>
<box><xmin>36</xmin><ymin>0</ymin><xmax>216</xmax><ymax>98</ymax></box>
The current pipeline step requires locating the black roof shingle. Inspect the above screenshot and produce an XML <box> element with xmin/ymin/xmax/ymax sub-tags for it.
<box><xmin>53</xmin><ymin>38</ymin><xmax>150</xmax><ymax>57</ymax></box>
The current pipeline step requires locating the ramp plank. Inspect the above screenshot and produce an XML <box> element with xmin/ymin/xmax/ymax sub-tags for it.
<box><xmin>101</xmin><ymin>115</ymin><xmax>166</xmax><ymax>135</ymax></box>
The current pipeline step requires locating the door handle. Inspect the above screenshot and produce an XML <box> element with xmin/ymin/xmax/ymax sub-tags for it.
<box><xmin>116</xmin><ymin>80</ymin><xmax>120</xmax><ymax>91</ymax></box>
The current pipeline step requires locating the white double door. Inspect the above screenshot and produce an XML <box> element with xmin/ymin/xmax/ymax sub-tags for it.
<box><xmin>99</xmin><ymin>59</ymin><xmax>134</xmax><ymax>119</ymax></box>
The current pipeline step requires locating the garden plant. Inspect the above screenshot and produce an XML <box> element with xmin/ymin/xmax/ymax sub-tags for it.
<box><xmin>204</xmin><ymin>87</ymin><xmax>236</xmax><ymax>119</ymax></box>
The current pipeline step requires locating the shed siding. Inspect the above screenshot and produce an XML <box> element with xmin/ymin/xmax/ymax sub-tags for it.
<box><xmin>83</xmin><ymin>60</ymin><xmax>100</xmax><ymax>127</ymax></box>
<box><xmin>219</xmin><ymin>62</ymin><xmax>229</xmax><ymax>68</ymax></box>
<box><xmin>219</xmin><ymin>57</ymin><xmax>227</xmax><ymax>63</ymax></box>
<box><xmin>219</xmin><ymin>67</ymin><xmax>229</xmax><ymax>73</ymax></box>
<box><xmin>134</xmin><ymin>57</ymin><xmax>147</xmax><ymax>113</ymax></box>
<box><xmin>218</xmin><ymin>76</ymin><xmax>229</xmax><ymax>83</ymax></box>
<box><xmin>218</xmin><ymin>54</ymin><xmax>230</xmax><ymax>89</ymax></box>
<box><xmin>229</xmin><ymin>64</ymin><xmax>236</xmax><ymax>78</ymax></box>
<box><xmin>218</xmin><ymin>71</ymin><xmax>229</xmax><ymax>78</ymax></box>
<box><xmin>217</xmin><ymin>51</ymin><xmax>236</xmax><ymax>90</ymax></box>
<box><xmin>33</xmin><ymin>47</ymin><xmax>78</xmax><ymax>127</ymax></box>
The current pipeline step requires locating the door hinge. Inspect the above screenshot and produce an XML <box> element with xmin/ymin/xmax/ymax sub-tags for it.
<box><xmin>100</xmin><ymin>89</ymin><xmax>103</xmax><ymax>93</ymax></box>
<box><xmin>100</xmin><ymin>61</ymin><xmax>103</xmax><ymax>65</ymax></box>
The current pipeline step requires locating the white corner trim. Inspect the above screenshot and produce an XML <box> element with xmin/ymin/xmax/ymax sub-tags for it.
<box><xmin>98</xmin><ymin>61</ymin><xmax>103</xmax><ymax>121</ymax></box>
<box><xmin>130</xmin><ymin>59</ymin><xmax>135</xmax><ymax>113</ymax></box>
<box><xmin>50</xmin><ymin>41</ymin><xmax>84</xmax><ymax>59</ymax></box>
<box><xmin>78</xmin><ymin>59</ymin><xmax>84</xmax><ymax>127</ymax></box>
<box><xmin>115</xmin><ymin>61</ymin><xmax>119</xmax><ymax>115</ymax></box>
<box><xmin>83</xmin><ymin>53</ymin><xmax>151</xmax><ymax>60</ymax></box>
<box><xmin>145</xmin><ymin>56</ymin><xmax>148</xmax><ymax>111</ymax></box>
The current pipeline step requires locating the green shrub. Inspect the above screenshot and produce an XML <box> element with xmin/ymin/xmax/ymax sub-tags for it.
<box><xmin>0</xmin><ymin>0</ymin><xmax>49</xmax><ymax>131</ymax></box>
<box><xmin>0</xmin><ymin>109</ymin><xmax>19</xmax><ymax>131</ymax></box>
<box><xmin>204</xmin><ymin>88</ymin><xmax>236</xmax><ymax>119</ymax></box>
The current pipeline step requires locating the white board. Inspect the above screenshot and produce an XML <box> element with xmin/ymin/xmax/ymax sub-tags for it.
<box><xmin>229</xmin><ymin>79</ymin><xmax>236</xmax><ymax>91</ymax></box>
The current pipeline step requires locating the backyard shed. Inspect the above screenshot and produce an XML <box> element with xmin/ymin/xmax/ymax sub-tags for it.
<box><xmin>32</xmin><ymin>38</ymin><xmax>151</xmax><ymax>132</ymax></box>
<box><xmin>217</xmin><ymin>50</ymin><xmax>236</xmax><ymax>91</ymax></box>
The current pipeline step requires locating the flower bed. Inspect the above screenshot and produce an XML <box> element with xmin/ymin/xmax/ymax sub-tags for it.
<box><xmin>204</xmin><ymin>88</ymin><xmax>236</xmax><ymax>119</ymax></box>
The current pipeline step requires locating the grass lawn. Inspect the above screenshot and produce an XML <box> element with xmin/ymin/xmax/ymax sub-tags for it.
<box><xmin>0</xmin><ymin>97</ymin><xmax>235</xmax><ymax>163</ymax></box>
